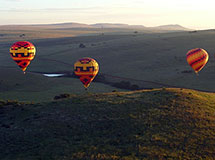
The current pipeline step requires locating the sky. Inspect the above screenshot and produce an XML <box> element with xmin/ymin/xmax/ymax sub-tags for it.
<box><xmin>0</xmin><ymin>0</ymin><xmax>215</xmax><ymax>29</ymax></box>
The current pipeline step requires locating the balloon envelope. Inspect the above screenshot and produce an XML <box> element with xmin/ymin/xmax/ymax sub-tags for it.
<box><xmin>10</xmin><ymin>41</ymin><xmax>36</xmax><ymax>73</ymax></box>
<box><xmin>186</xmin><ymin>48</ymin><xmax>209</xmax><ymax>73</ymax></box>
<box><xmin>74</xmin><ymin>57</ymin><xmax>99</xmax><ymax>88</ymax></box>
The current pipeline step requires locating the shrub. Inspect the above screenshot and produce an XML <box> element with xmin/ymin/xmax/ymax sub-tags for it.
<box><xmin>79</xmin><ymin>43</ymin><xmax>86</xmax><ymax>48</ymax></box>
<box><xmin>54</xmin><ymin>93</ymin><xmax>71</xmax><ymax>100</ymax></box>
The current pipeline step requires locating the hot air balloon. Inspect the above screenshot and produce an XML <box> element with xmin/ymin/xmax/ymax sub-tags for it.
<box><xmin>74</xmin><ymin>57</ymin><xmax>99</xmax><ymax>89</ymax></box>
<box><xmin>9</xmin><ymin>41</ymin><xmax>36</xmax><ymax>74</ymax></box>
<box><xmin>186</xmin><ymin>48</ymin><xmax>209</xmax><ymax>74</ymax></box>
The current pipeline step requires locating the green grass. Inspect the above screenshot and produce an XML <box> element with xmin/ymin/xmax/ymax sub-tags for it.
<box><xmin>2</xmin><ymin>28</ymin><xmax>215</xmax><ymax>97</ymax></box>
<box><xmin>1</xmin><ymin>88</ymin><xmax>215</xmax><ymax>159</ymax></box>
<box><xmin>1</xmin><ymin>28</ymin><xmax>215</xmax><ymax>101</ymax></box>
<box><xmin>0</xmin><ymin>68</ymin><xmax>125</xmax><ymax>102</ymax></box>
<box><xmin>1</xmin><ymin>27</ymin><xmax>215</xmax><ymax>159</ymax></box>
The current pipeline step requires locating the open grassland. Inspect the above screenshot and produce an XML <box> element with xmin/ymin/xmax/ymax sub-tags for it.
<box><xmin>0</xmin><ymin>68</ymin><xmax>123</xmax><ymax>102</ymax></box>
<box><xmin>0</xmin><ymin>25</ymin><xmax>151</xmax><ymax>42</ymax></box>
<box><xmin>0</xmin><ymin>88</ymin><xmax>215</xmax><ymax>159</ymax></box>
<box><xmin>1</xmin><ymin>27</ymin><xmax>215</xmax><ymax>101</ymax></box>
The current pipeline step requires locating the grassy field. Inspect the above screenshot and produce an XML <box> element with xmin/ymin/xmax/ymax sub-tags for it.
<box><xmin>1</xmin><ymin>27</ymin><xmax>215</xmax><ymax>101</ymax></box>
<box><xmin>1</xmin><ymin>88</ymin><xmax>215</xmax><ymax>159</ymax></box>
<box><xmin>1</xmin><ymin>26</ymin><xmax>215</xmax><ymax>159</ymax></box>
<box><xmin>0</xmin><ymin>68</ymin><xmax>124</xmax><ymax>102</ymax></box>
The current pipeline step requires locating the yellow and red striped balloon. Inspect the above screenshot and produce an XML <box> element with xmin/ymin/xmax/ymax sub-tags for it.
<box><xmin>74</xmin><ymin>57</ymin><xmax>99</xmax><ymax>88</ymax></box>
<box><xmin>10</xmin><ymin>41</ymin><xmax>36</xmax><ymax>73</ymax></box>
<box><xmin>186</xmin><ymin>48</ymin><xmax>209</xmax><ymax>73</ymax></box>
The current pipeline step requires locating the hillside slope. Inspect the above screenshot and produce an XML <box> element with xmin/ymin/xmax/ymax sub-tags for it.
<box><xmin>1</xmin><ymin>29</ymin><xmax>215</xmax><ymax>101</ymax></box>
<box><xmin>0</xmin><ymin>88</ymin><xmax>215</xmax><ymax>159</ymax></box>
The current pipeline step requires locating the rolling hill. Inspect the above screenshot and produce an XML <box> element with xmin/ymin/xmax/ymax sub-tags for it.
<box><xmin>91</xmin><ymin>23</ymin><xmax>146</xmax><ymax>29</ymax></box>
<box><xmin>150</xmin><ymin>24</ymin><xmax>190</xmax><ymax>31</ymax></box>
<box><xmin>0</xmin><ymin>24</ymin><xmax>215</xmax><ymax>159</ymax></box>
<box><xmin>0</xmin><ymin>88</ymin><xmax>215</xmax><ymax>159</ymax></box>
<box><xmin>0</xmin><ymin>22</ymin><xmax>191</xmax><ymax>31</ymax></box>
<box><xmin>92</xmin><ymin>23</ymin><xmax>190</xmax><ymax>31</ymax></box>
<box><xmin>1</xmin><ymin>26</ymin><xmax>215</xmax><ymax>101</ymax></box>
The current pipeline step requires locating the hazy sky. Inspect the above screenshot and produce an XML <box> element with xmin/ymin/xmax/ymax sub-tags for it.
<box><xmin>0</xmin><ymin>0</ymin><xmax>214</xmax><ymax>29</ymax></box>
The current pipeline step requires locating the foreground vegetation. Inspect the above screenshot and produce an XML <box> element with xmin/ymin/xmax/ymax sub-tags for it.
<box><xmin>1</xmin><ymin>88</ymin><xmax>215</xmax><ymax>159</ymax></box>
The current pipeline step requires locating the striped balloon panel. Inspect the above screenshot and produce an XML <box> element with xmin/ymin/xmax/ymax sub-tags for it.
<box><xmin>79</xmin><ymin>75</ymin><xmax>95</xmax><ymax>88</ymax></box>
<box><xmin>9</xmin><ymin>41</ymin><xmax>36</xmax><ymax>72</ymax></box>
<box><xmin>186</xmin><ymin>48</ymin><xmax>209</xmax><ymax>73</ymax></box>
<box><xmin>74</xmin><ymin>57</ymin><xmax>99</xmax><ymax>88</ymax></box>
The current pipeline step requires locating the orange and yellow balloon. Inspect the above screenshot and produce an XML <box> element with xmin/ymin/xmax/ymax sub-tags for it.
<box><xmin>10</xmin><ymin>41</ymin><xmax>36</xmax><ymax>73</ymax></box>
<box><xmin>74</xmin><ymin>57</ymin><xmax>99</xmax><ymax>88</ymax></box>
<box><xmin>186</xmin><ymin>48</ymin><xmax>209</xmax><ymax>73</ymax></box>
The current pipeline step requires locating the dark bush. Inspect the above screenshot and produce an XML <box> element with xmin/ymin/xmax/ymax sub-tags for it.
<box><xmin>189</xmin><ymin>31</ymin><xmax>197</xmax><ymax>33</ymax></box>
<box><xmin>54</xmin><ymin>93</ymin><xmax>70</xmax><ymax>100</ymax></box>
<box><xmin>0</xmin><ymin>100</ymin><xmax>6</xmax><ymax>107</ymax></box>
<box><xmin>19</xmin><ymin>34</ymin><xmax>25</xmax><ymax>37</ymax></box>
<box><xmin>181</xmin><ymin>70</ymin><xmax>192</xmax><ymax>73</ymax></box>
<box><xmin>79</xmin><ymin>43</ymin><xmax>86</xmax><ymax>48</ymax></box>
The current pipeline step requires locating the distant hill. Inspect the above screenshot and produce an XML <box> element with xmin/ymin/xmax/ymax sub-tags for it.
<box><xmin>91</xmin><ymin>23</ymin><xmax>146</xmax><ymax>29</ymax></box>
<box><xmin>0</xmin><ymin>22</ymin><xmax>191</xmax><ymax>31</ymax></box>
<box><xmin>53</xmin><ymin>22</ymin><xmax>191</xmax><ymax>31</ymax></box>
<box><xmin>152</xmin><ymin>24</ymin><xmax>190</xmax><ymax>31</ymax></box>
<box><xmin>0</xmin><ymin>88</ymin><xmax>215</xmax><ymax>159</ymax></box>
<box><xmin>45</xmin><ymin>22</ymin><xmax>94</xmax><ymax>28</ymax></box>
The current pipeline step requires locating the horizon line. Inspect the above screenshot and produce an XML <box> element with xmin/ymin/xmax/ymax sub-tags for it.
<box><xmin>0</xmin><ymin>21</ymin><xmax>194</xmax><ymax>29</ymax></box>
